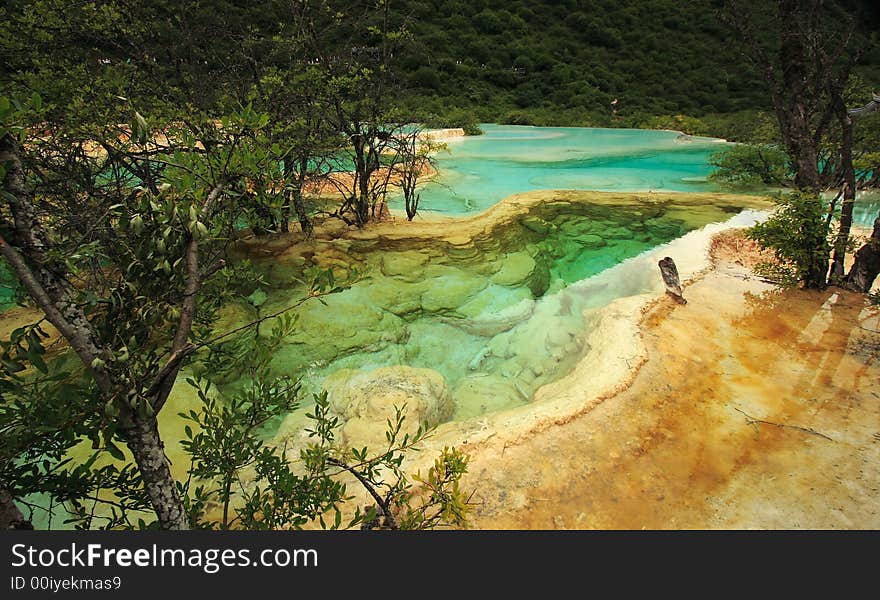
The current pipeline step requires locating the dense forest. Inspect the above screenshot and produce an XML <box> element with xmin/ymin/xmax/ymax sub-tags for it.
<box><xmin>393</xmin><ymin>0</ymin><xmax>880</xmax><ymax>129</ymax></box>
<box><xmin>4</xmin><ymin>1</ymin><xmax>879</xmax><ymax>132</ymax></box>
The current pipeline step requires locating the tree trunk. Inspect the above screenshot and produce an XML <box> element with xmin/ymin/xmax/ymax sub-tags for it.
<box><xmin>0</xmin><ymin>488</ymin><xmax>32</xmax><ymax>529</ymax></box>
<box><xmin>124</xmin><ymin>416</ymin><xmax>190</xmax><ymax>530</ymax></box>
<box><xmin>352</xmin><ymin>136</ymin><xmax>370</xmax><ymax>227</ymax></box>
<box><xmin>804</xmin><ymin>259</ymin><xmax>829</xmax><ymax>289</ymax></box>
<box><xmin>830</xmin><ymin>106</ymin><xmax>856</xmax><ymax>284</ymax></box>
<box><xmin>843</xmin><ymin>216</ymin><xmax>880</xmax><ymax>293</ymax></box>
<box><xmin>791</xmin><ymin>141</ymin><xmax>829</xmax><ymax>289</ymax></box>
<box><xmin>289</xmin><ymin>187</ymin><xmax>312</xmax><ymax>237</ymax></box>
<box><xmin>792</xmin><ymin>145</ymin><xmax>821</xmax><ymax>193</ymax></box>
<box><xmin>282</xmin><ymin>159</ymin><xmax>313</xmax><ymax>237</ymax></box>
<box><xmin>775</xmin><ymin>26</ymin><xmax>826</xmax><ymax>288</ymax></box>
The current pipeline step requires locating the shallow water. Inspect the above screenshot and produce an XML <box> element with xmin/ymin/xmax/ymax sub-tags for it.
<box><xmin>390</xmin><ymin>125</ymin><xmax>729</xmax><ymax>215</ymax></box>
<box><xmin>397</xmin><ymin>124</ymin><xmax>880</xmax><ymax>227</ymax></box>
<box><xmin>245</xmin><ymin>195</ymin><xmax>760</xmax><ymax>423</ymax></box>
<box><xmin>853</xmin><ymin>190</ymin><xmax>880</xmax><ymax>227</ymax></box>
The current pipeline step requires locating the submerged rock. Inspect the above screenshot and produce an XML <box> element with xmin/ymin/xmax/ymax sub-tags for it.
<box><xmin>457</xmin><ymin>284</ymin><xmax>532</xmax><ymax>317</ymax></box>
<box><xmin>451</xmin><ymin>373</ymin><xmax>529</xmax><ymax>420</ymax></box>
<box><xmin>420</xmin><ymin>266</ymin><xmax>488</xmax><ymax>313</ymax></box>
<box><xmin>577</xmin><ymin>234</ymin><xmax>608</xmax><ymax>249</ymax></box>
<box><xmin>527</xmin><ymin>257</ymin><xmax>552</xmax><ymax>297</ymax></box>
<box><xmin>520</xmin><ymin>216</ymin><xmax>555</xmax><ymax>235</ymax></box>
<box><xmin>322</xmin><ymin>365</ymin><xmax>453</xmax><ymax>449</ymax></box>
<box><xmin>380</xmin><ymin>251</ymin><xmax>430</xmax><ymax>280</ymax></box>
<box><xmin>364</xmin><ymin>278</ymin><xmax>424</xmax><ymax>317</ymax></box>
<box><xmin>491</xmin><ymin>251</ymin><xmax>537</xmax><ymax>286</ymax></box>
<box><xmin>273</xmin><ymin>288</ymin><xmax>406</xmax><ymax>368</ymax></box>
<box><xmin>452</xmin><ymin>294</ymin><xmax>536</xmax><ymax>336</ymax></box>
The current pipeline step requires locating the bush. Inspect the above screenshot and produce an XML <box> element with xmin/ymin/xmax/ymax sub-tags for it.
<box><xmin>639</xmin><ymin>114</ymin><xmax>710</xmax><ymax>136</ymax></box>
<box><xmin>421</xmin><ymin>107</ymin><xmax>484</xmax><ymax>135</ymax></box>
<box><xmin>747</xmin><ymin>191</ymin><xmax>831</xmax><ymax>287</ymax></box>
<box><xmin>413</xmin><ymin>66</ymin><xmax>441</xmax><ymax>90</ymax></box>
<box><xmin>708</xmin><ymin>143</ymin><xmax>792</xmax><ymax>189</ymax></box>
<box><xmin>502</xmin><ymin>111</ymin><xmax>535</xmax><ymax>126</ymax></box>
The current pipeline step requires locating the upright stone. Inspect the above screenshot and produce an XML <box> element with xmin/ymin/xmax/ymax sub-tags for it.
<box><xmin>658</xmin><ymin>256</ymin><xmax>686</xmax><ymax>304</ymax></box>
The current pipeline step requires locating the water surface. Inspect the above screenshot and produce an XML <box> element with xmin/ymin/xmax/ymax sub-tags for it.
<box><xmin>396</xmin><ymin>124</ymin><xmax>728</xmax><ymax>215</ymax></box>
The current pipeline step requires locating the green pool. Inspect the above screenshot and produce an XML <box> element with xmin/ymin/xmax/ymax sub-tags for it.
<box><xmin>246</xmin><ymin>193</ymin><xmax>762</xmax><ymax>421</ymax></box>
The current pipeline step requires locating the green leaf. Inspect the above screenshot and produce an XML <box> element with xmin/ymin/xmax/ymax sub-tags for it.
<box><xmin>132</xmin><ymin>111</ymin><xmax>149</xmax><ymax>144</ymax></box>
<box><xmin>105</xmin><ymin>441</ymin><xmax>125</xmax><ymax>461</ymax></box>
<box><xmin>30</xmin><ymin>352</ymin><xmax>48</xmax><ymax>374</ymax></box>
<box><xmin>246</xmin><ymin>288</ymin><xmax>268</xmax><ymax>308</ymax></box>
<box><xmin>2</xmin><ymin>357</ymin><xmax>25</xmax><ymax>373</ymax></box>
<box><xmin>104</xmin><ymin>399</ymin><xmax>120</xmax><ymax>418</ymax></box>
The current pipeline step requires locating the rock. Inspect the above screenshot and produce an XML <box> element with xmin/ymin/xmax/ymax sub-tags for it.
<box><xmin>452</xmin><ymin>295</ymin><xmax>536</xmax><ymax>336</ymax></box>
<box><xmin>527</xmin><ymin>258</ymin><xmax>552</xmax><ymax>297</ymax></box>
<box><xmin>360</xmin><ymin>275</ymin><xmax>426</xmax><ymax>317</ymax></box>
<box><xmin>558</xmin><ymin>219</ymin><xmax>596</xmax><ymax>236</ymax></box>
<box><xmin>499</xmin><ymin>358</ymin><xmax>524</xmax><ymax>378</ymax></box>
<box><xmin>451</xmin><ymin>374</ymin><xmax>528</xmax><ymax>420</ymax></box>
<box><xmin>491</xmin><ymin>251</ymin><xmax>537</xmax><ymax>286</ymax></box>
<box><xmin>488</xmin><ymin>331</ymin><xmax>514</xmax><ymax>359</ymax></box>
<box><xmin>445</xmin><ymin>244</ymin><xmax>480</xmax><ymax>260</ymax></box>
<box><xmin>457</xmin><ymin>283</ymin><xmax>531</xmax><ymax>315</ymax></box>
<box><xmin>277</xmin><ymin>288</ymin><xmax>405</xmax><ymax>366</ymax></box>
<box><xmin>445</xmin><ymin>234</ymin><xmax>472</xmax><ymax>246</ymax></box>
<box><xmin>520</xmin><ymin>216</ymin><xmax>555</xmax><ymax>235</ymax></box>
<box><xmin>369</xmin><ymin>286</ymin><xmax>423</xmax><ymax>317</ymax></box>
<box><xmin>467</xmin><ymin>346</ymin><xmax>492</xmax><ymax>371</ymax></box>
<box><xmin>577</xmin><ymin>234</ymin><xmax>607</xmax><ymax>248</ymax></box>
<box><xmin>322</xmin><ymin>366</ymin><xmax>453</xmax><ymax>449</ymax></box>
<box><xmin>546</xmin><ymin>328</ymin><xmax>573</xmax><ymax>349</ymax></box>
<box><xmin>420</xmin><ymin>266</ymin><xmax>488</xmax><ymax>313</ymax></box>
<box><xmin>604</xmin><ymin>226</ymin><xmax>634</xmax><ymax>240</ymax></box>
<box><xmin>380</xmin><ymin>252</ymin><xmax>430</xmax><ymax>280</ymax></box>
<box><xmin>658</xmin><ymin>256</ymin><xmax>687</xmax><ymax>304</ymax></box>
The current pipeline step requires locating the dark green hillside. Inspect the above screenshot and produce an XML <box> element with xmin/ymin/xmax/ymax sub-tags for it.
<box><xmin>394</xmin><ymin>0</ymin><xmax>880</xmax><ymax>127</ymax></box>
<box><xmin>2</xmin><ymin>0</ymin><xmax>876</xmax><ymax>131</ymax></box>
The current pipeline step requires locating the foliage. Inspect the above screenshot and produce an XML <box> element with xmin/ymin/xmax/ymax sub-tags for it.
<box><xmin>747</xmin><ymin>191</ymin><xmax>832</xmax><ymax>286</ymax></box>
<box><xmin>422</xmin><ymin>107</ymin><xmax>484</xmax><ymax>135</ymax></box>
<box><xmin>637</xmin><ymin>114</ymin><xmax>711</xmax><ymax>137</ymax></box>
<box><xmin>395</xmin><ymin>0</ymin><xmax>879</xmax><ymax>126</ymax></box>
<box><xmin>0</xmin><ymin>0</ymin><xmax>468</xmax><ymax>526</ymax></box>
<box><xmin>709</xmin><ymin>143</ymin><xmax>792</xmax><ymax>189</ymax></box>
<box><xmin>180</xmin><ymin>314</ymin><xmax>471</xmax><ymax>530</ymax></box>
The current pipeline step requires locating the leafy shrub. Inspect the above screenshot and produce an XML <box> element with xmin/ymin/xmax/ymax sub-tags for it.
<box><xmin>708</xmin><ymin>143</ymin><xmax>792</xmax><ymax>189</ymax></box>
<box><xmin>639</xmin><ymin>114</ymin><xmax>710</xmax><ymax>136</ymax></box>
<box><xmin>421</xmin><ymin>107</ymin><xmax>483</xmax><ymax>135</ymax></box>
<box><xmin>747</xmin><ymin>191</ymin><xmax>831</xmax><ymax>286</ymax></box>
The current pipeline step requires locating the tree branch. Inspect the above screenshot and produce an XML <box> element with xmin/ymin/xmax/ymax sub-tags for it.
<box><xmin>326</xmin><ymin>457</ymin><xmax>398</xmax><ymax>529</ymax></box>
<box><xmin>733</xmin><ymin>406</ymin><xmax>834</xmax><ymax>441</ymax></box>
<box><xmin>151</xmin><ymin>182</ymin><xmax>225</xmax><ymax>412</ymax></box>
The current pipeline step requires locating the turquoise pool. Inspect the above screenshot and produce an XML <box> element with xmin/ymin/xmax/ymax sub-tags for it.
<box><xmin>393</xmin><ymin>124</ymin><xmax>879</xmax><ymax>226</ymax></box>
<box><xmin>395</xmin><ymin>124</ymin><xmax>729</xmax><ymax>215</ymax></box>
